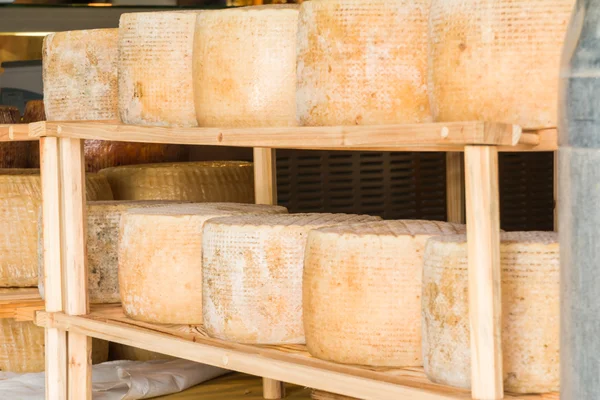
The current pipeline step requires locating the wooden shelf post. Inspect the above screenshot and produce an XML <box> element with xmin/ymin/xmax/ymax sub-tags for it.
<box><xmin>446</xmin><ymin>152</ymin><xmax>465</xmax><ymax>223</ymax></box>
<box><xmin>464</xmin><ymin>146</ymin><xmax>503</xmax><ymax>400</ymax></box>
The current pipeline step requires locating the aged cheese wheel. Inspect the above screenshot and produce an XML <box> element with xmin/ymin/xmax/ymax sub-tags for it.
<box><xmin>0</xmin><ymin>106</ymin><xmax>30</xmax><ymax>169</ymax></box>
<box><xmin>0</xmin><ymin>170</ymin><xmax>113</xmax><ymax>287</ymax></box>
<box><xmin>296</xmin><ymin>0</ymin><xmax>431</xmax><ymax>126</ymax></box>
<box><xmin>203</xmin><ymin>213</ymin><xmax>381</xmax><ymax>344</ymax></box>
<box><xmin>118</xmin><ymin>11</ymin><xmax>202</xmax><ymax>127</ymax></box>
<box><xmin>304</xmin><ymin>220</ymin><xmax>466</xmax><ymax>367</ymax></box>
<box><xmin>119</xmin><ymin>203</ymin><xmax>287</xmax><ymax>324</ymax></box>
<box><xmin>99</xmin><ymin>161</ymin><xmax>254</xmax><ymax>202</ymax></box>
<box><xmin>429</xmin><ymin>0</ymin><xmax>574</xmax><ymax>129</ymax></box>
<box><xmin>422</xmin><ymin>232</ymin><xmax>559</xmax><ymax>393</ymax></box>
<box><xmin>43</xmin><ymin>29</ymin><xmax>118</xmax><ymax>121</ymax></box>
<box><xmin>193</xmin><ymin>5</ymin><xmax>299</xmax><ymax>127</ymax></box>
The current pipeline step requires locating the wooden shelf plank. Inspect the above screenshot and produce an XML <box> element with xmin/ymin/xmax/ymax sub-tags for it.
<box><xmin>36</xmin><ymin>306</ymin><xmax>556</xmax><ymax>400</ymax></box>
<box><xmin>0</xmin><ymin>124</ymin><xmax>38</xmax><ymax>142</ymax></box>
<box><xmin>0</xmin><ymin>288</ymin><xmax>44</xmax><ymax>321</ymax></box>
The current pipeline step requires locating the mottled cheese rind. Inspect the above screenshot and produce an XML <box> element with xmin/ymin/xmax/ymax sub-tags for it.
<box><xmin>422</xmin><ymin>232</ymin><xmax>559</xmax><ymax>393</ymax></box>
<box><xmin>202</xmin><ymin>213</ymin><xmax>381</xmax><ymax>344</ymax></box>
<box><xmin>43</xmin><ymin>29</ymin><xmax>118</xmax><ymax>121</ymax></box>
<box><xmin>118</xmin><ymin>11</ymin><xmax>201</xmax><ymax>127</ymax></box>
<box><xmin>99</xmin><ymin>161</ymin><xmax>254</xmax><ymax>202</ymax></box>
<box><xmin>428</xmin><ymin>0</ymin><xmax>574</xmax><ymax>129</ymax></box>
<box><xmin>304</xmin><ymin>220</ymin><xmax>466</xmax><ymax>367</ymax></box>
<box><xmin>119</xmin><ymin>203</ymin><xmax>288</xmax><ymax>324</ymax></box>
<box><xmin>296</xmin><ymin>0</ymin><xmax>431</xmax><ymax>126</ymax></box>
<box><xmin>193</xmin><ymin>5</ymin><xmax>299</xmax><ymax>127</ymax></box>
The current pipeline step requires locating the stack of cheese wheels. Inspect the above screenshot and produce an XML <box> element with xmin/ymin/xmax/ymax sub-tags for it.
<box><xmin>304</xmin><ymin>220</ymin><xmax>466</xmax><ymax>367</ymax></box>
<box><xmin>118</xmin><ymin>11</ymin><xmax>202</xmax><ymax>127</ymax></box>
<box><xmin>202</xmin><ymin>213</ymin><xmax>381</xmax><ymax>344</ymax></box>
<box><xmin>99</xmin><ymin>161</ymin><xmax>254</xmax><ymax>202</ymax></box>
<box><xmin>0</xmin><ymin>106</ymin><xmax>30</xmax><ymax>168</ymax></box>
<box><xmin>296</xmin><ymin>0</ymin><xmax>431</xmax><ymax>126</ymax></box>
<box><xmin>0</xmin><ymin>169</ymin><xmax>112</xmax><ymax>287</ymax></box>
<box><xmin>429</xmin><ymin>0</ymin><xmax>574</xmax><ymax>128</ymax></box>
<box><xmin>422</xmin><ymin>232</ymin><xmax>559</xmax><ymax>393</ymax></box>
<box><xmin>193</xmin><ymin>5</ymin><xmax>299</xmax><ymax>127</ymax></box>
<box><xmin>0</xmin><ymin>289</ymin><xmax>108</xmax><ymax>372</ymax></box>
<box><xmin>119</xmin><ymin>203</ymin><xmax>288</xmax><ymax>324</ymax></box>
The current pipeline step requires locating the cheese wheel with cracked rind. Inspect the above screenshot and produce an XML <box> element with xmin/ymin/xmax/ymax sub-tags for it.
<box><xmin>296</xmin><ymin>0</ymin><xmax>431</xmax><ymax>126</ymax></box>
<box><xmin>304</xmin><ymin>220</ymin><xmax>466</xmax><ymax>367</ymax></box>
<box><xmin>119</xmin><ymin>203</ymin><xmax>288</xmax><ymax>324</ymax></box>
<box><xmin>422</xmin><ymin>232</ymin><xmax>559</xmax><ymax>393</ymax></box>
<box><xmin>202</xmin><ymin>213</ymin><xmax>381</xmax><ymax>344</ymax></box>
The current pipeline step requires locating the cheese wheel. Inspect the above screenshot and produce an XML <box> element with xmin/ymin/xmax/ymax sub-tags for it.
<box><xmin>193</xmin><ymin>5</ymin><xmax>299</xmax><ymax>127</ymax></box>
<box><xmin>0</xmin><ymin>106</ymin><xmax>30</xmax><ymax>169</ymax></box>
<box><xmin>99</xmin><ymin>161</ymin><xmax>254</xmax><ymax>202</ymax></box>
<box><xmin>22</xmin><ymin>101</ymin><xmax>45</xmax><ymax>169</ymax></box>
<box><xmin>119</xmin><ymin>203</ymin><xmax>288</xmax><ymax>324</ymax></box>
<box><xmin>43</xmin><ymin>29</ymin><xmax>118</xmax><ymax>121</ymax></box>
<box><xmin>296</xmin><ymin>0</ymin><xmax>431</xmax><ymax>126</ymax></box>
<box><xmin>429</xmin><ymin>0</ymin><xmax>574</xmax><ymax>129</ymax></box>
<box><xmin>304</xmin><ymin>220</ymin><xmax>466</xmax><ymax>367</ymax></box>
<box><xmin>118</xmin><ymin>11</ymin><xmax>201</xmax><ymax>127</ymax></box>
<box><xmin>202</xmin><ymin>213</ymin><xmax>381</xmax><ymax>344</ymax></box>
<box><xmin>422</xmin><ymin>232</ymin><xmax>559</xmax><ymax>393</ymax></box>
<box><xmin>0</xmin><ymin>170</ymin><xmax>112</xmax><ymax>287</ymax></box>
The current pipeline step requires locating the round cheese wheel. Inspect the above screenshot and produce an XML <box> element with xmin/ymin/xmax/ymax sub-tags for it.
<box><xmin>304</xmin><ymin>220</ymin><xmax>466</xmax><ymax>367</ymax></box>
<box><xmin>202</xmin><ymin>213</ymin><xmax>381</xmax><ymax>344</ymax></box>
<box><xmin>0</xmin><ymin>106</ymin><xmax>30</xmax><ymax>169</ymax></box>
<box><xmin>296</xmin><ymin>0</ymin><xmax>431</xmax><ymax>126</ymax></box>
<box><xmin>422</xmin><ymin>232</ymin><xmax>559</xmax><ymax>393</ymax></box>
<box><xmin>99</xmin><ymin>161</ymin><xmax>254</xmax><ymax>202</ymax></box>
<box><xmin>429</xmin><ymin>0</ymin><xmax>574</xmax><ymax>129</ymax></box>
<box><xmin>0</xmin><ymin>169</ymin><xmax>113</xmax><ymax>287</ymax></box>
<box><xmin>43</xmin><ymin>29</ymin><xmax>118</xmax><ymax>121</ymax></box>
<box><xmin>119</xmin><ymin>203</ymin><xmax>288</xmax><ymax>324</ymax></box>
<box><xmin>118</xmin><ymin>11</ymin><xmax>202</xmax><ymax>127</ymax></box>
<box><xmin>193</xmin><ymin>5</ymin><xmax>299</xmax><ymax>127</ymax></box>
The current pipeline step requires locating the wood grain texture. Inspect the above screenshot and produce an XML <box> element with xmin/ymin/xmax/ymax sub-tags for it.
<box><xmin>446</xmin><ymin>152</ymin><xmax>465</xmax><ymax>223</ymax></box>
<box><xmin>253</xmin><ymin>148</ymin><xmax>277</xmax><ymax>205</ymax></box>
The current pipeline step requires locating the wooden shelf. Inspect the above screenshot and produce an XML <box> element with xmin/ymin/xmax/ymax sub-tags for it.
<box><xmin>36</xmin><ymin>305</ymin><xmax>556</xmax><ymax>400</ymax></box>
<box><xmin>0</xmin><ymin>288</ymin><xmax>44</xmax><ymax>321</ymax></box>
<box><xmin>27</xmin><ymin>120</ymin><xmax>557</xmax><ymax>152</ymax></box>
<box><xmin>0</xmin><ymin>123</ymin><xmax>36</xmax><ymax>142</ymax></box>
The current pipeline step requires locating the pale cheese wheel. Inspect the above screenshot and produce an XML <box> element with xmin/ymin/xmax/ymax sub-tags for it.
<box><xmin>304</xmin><ymin>220</ymin><xmax>466</xmax><ymax>367</ymax></box>
<box><xmin>193</xmin><ymin>5</ymin><xmax>299</xmax><ymax>127</ymax></box>
<box><xmin>0</xmin><ymin>106</ymin><xmax>30</xmax><ymax>169</ymax></box>
<box><xmin>428</xmin><ymin>0</ymin><xmax>574</xmax><ymax>129</ymax></box>
<box><xmin>296</xmin><ymin>0</ymin><xmax>431</xmax><ymax>126</ymax></box>
<box><xmin>99</xmin><ymin>161</ymin><xmax>254</xmax><ymax>202</ymax></box>
<box><xmin>202</xmin><ymin>213</ymin><xmax>381</xmax><ymax>344</ymax></box>
<box><xmin>118</xmin><ymin>11</ymin><xmax>201</xmax><ymax>127</ymax></box>
<box><xmin>422</xmin><ymin>232</ymin><xmax>559</xmax><ymax>393</ymax></box>
<box><xmin>119</xmin><ymin>203</ymin><xmax>288</xmax><ymax>324</ymax></box>
<box><xmin>43</xmin><ymin>29</ymin><xmax>118</xmax><ymax>121</ymax></box>
<box><xmin>0</xmin><ymin>170</ymin><xmax>112</xmax><ymax>287</ymax></box>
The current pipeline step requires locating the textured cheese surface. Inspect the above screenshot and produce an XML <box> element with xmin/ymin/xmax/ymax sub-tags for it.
<box><xmin>296</xmin><ymin>0</ymin><xmax>431</xmax><ymax>126</ymax></box>
<box><xmin>304</xmin><ymin>220</ymin><xmax>466</xmax><ymax>367</ymax></box>
<box><xmin>118</xmin><ymin>11</ymin><xmax>201</xmax><ymax>127</ymax></box>
<box><xmin>0</xmin><ymin>170</ymin><xmax>112</xmax><ymax>287</ymax></box>
<box><xmin>422</xmin><ymin>232</ymin><xmax>559</xmax><ymax>393</ymax></box>
<box><xmin>0</xmin><ymin>106</ymin><xmax>30</xmax><ymax>168</ymax></box>
<box><xmin>119</xmin><ymin>203</ymin><xmax>288</xmax><ymax>324</ymax></box>
<box><xmin>193</xmin><ymin>5</ymin><xmax>299</xmax><ymax>127</ymax></box>
<box><xmin>203</xmin><ymin>213</ymin><xmax>381</xmax><ymax>344</ymax></box>
<box><xmin>99</xmin><ymin>161</ymin><xmax>254</xmax><ymax>202</ymax></box>
<box><xmin>429</xmin><ymin>0</ymin><xmax>574</xmax><ymax>129</ymax></box>
<box><xmin>43</xmin><ymin>29</ymin><xmax>118</xmax><ymax>121</ymax></box>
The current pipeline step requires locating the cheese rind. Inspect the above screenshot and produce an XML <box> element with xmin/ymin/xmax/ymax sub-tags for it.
<box><xmin>99</xmin><ymin>161</ymin><xmax>254</xmax><ymax>202</ymax></box>
<box><xmin>202</xmin><ymin>213</ymin><xmax>381</xmax><ymax>344</ymax></box>
<box><xmin>422</xmin><ymin>232</ymin><xmax>559</xmax><ymax>393</ymax></box>
<box><xmin>119</xmin><ymin>203</ymin><xmax>288</xmax><ymax>324</ymax></box>
<box><xmin>428</xmin><ymin>0</ymin><xmax>574</xmax><ymax>128</ymax></box>
<box><xmin>296</xmin><ymin>0</ymin><xmax>431</xmax><ymax>126</ymax></box>
<box><xmin>193</xmin><ymin>6</ymin><xmax>299</xmax><ymax>127</ymax></box>
<box><xmin>118</xmin><ymin>11</ymin><xmax>201</xmax><ymax>127</ymax></box>
<box><xmin>0</xmin><ymin>106</ymin><xmax>30</xmax><ymax>168</ymax></box>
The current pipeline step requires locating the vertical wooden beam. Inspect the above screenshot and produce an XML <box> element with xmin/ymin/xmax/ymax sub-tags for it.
<box><xmin>554</xmin><ymin>151</ymin><xmax>558</xmax><ymax>232</ymax></box>
<box><xmin>41</xmin><ymin>137</ymin><xmax>68</xmax><ymax>400</ymax></box>
<box><xmin>59</xmin><ymin>138</ymin><xmax>91</xmax><ymax>400</ymax></box>
<box><xmin>253</xmin><ymin>147</ymin><xmax>284</xmax><ymax>399</ymax></box>
<box><xmin>464</xmin><ymin>146</ymin><xmax>503</xmax><ymax>400</ymax></box>
<box><xmin>446</xmin><ymin>152</ymin><xmax>465</xmax><ymax>223</ymax></box>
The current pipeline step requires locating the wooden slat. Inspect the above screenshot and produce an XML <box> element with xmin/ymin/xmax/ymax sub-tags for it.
<box><xmin>0</xmin><ymin>124</ymin><xmax>38</xmax><ymax>142</ymax></box>
<box><xmin>446</xmin><ymin>152</ymin><xmax>465</xmax><ymax>223</ymax></box>
<box><xmin>498</xmin><ymin>129</ymin><xmax>557</xmax><ymax>152</ymax></box>
<box><xmin>464</xmin><ymin>146</ymin><xmax>503</xmax><ymax>399</ymax></box>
